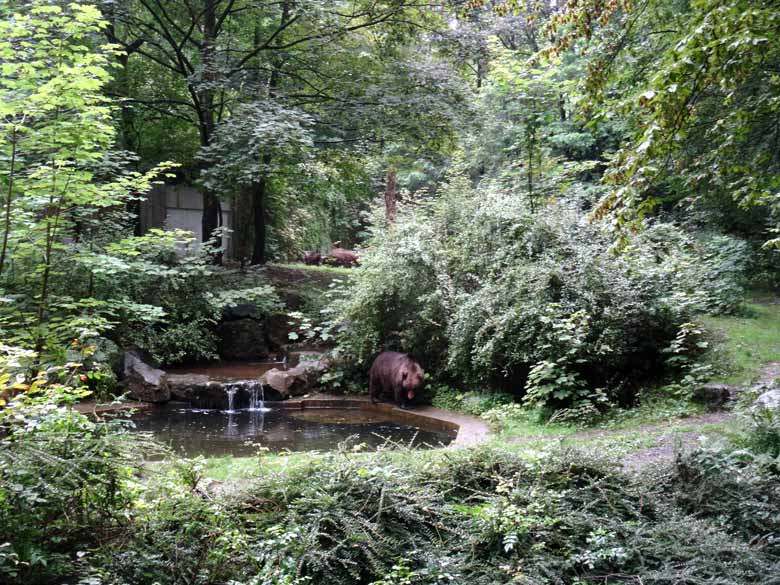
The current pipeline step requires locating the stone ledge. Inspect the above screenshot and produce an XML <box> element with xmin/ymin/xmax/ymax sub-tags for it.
<box><xmin>265</xmin><ymin>394</ymin><xmax>490</xmax><ymax>447</ymax></box>
<box><xmin>74</xmin><ymin>401</ymin><xmax>152</xmax><ymax>417</ymax></box>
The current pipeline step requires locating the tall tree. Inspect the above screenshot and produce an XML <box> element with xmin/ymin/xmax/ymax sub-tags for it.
<box><xmin>105</xmin><ymin>0</ymin><xmax>452</xmax><ymax>261</ymax></box>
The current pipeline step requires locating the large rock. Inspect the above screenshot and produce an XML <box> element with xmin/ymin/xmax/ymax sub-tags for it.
<box><xmin>124</xmin><ymin>351</ymin><xmax>170</xmax><ymax>402</ymax></box>
<box><xmin>167</xmin><ymin>373</ymin><xmax>212</xmax><ymax>403</ymax></box>
<box><xmin>276</xmin><ymin>288</ymin><xmax>306</xmax><ymax>311</ymax></box>
<box><xmin>216</xmin><ymin>318</ymin><xmax>270</xmax><ymax>360</ymax></box>
<box><xmin>221</xmin><ymin>303</ymin><xmax>263</xmax><ymax>321</ymax></box>
<box><xmin>753</xmin><ymin>387</ymin><xmax>780</xmax><ymax>410</ymax></box>
<box><xmin>266</xmin><ymin>313</ymin><xmax>296</xmax><ymax>349</ymax></box>
<box><xmin>261</xmin><ymin>359</ymin><xmax>328</xmax><ymax>399</ymax></box>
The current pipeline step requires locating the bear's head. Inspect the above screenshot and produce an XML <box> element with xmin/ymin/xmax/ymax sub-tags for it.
<box><xmin>401</xmin><ymin>361</ymin><xmax>425</xmax><ymax>401</ymax></box>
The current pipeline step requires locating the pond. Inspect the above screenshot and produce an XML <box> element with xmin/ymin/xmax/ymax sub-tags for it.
<box><xmin>131</xmin><ymin>403</ymin><xmax>456</xmax><ymax>457</ymax></box>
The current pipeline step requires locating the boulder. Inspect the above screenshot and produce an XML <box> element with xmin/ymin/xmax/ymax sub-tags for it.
<box><xmin>277</xmin><ymin>288</ymin><xmax>306</xmax><ymax>311</ymax></box>
<box><xmin>261</xmin><ymin>359</ymin><xmax>328</xmax><ymax>399</ymax></box>
<box><xmin>221</xmin><ymin>303</ymin><xmax>263</xmax><ymax>321</ymax></box>
<box><xmin>266</xmin><ymin>313</ymin><xmax>296</xmax><ymax>349</ymax></box>
<box><xmin>753</xmin><ymin>387</ymin><xmax>780</xmax><ymax>410</ymax></box>
<box><xmin>124</xmin><ymin>350</ymin><xmax>170</xmax><ymax>402</ymax></box>
<box><xmin>167</xmin><ymin>373</ymin><xmax>212</xmax><ymax>403</ymax></box>
<box><xmin>692</xmin><ymin>383</ymin><xmax>733</xmax><ymax>408</ymax></box>
<box><xmin>216</xmin><ymin>318</ymin><xmax>270</xmax><ymax>360</ymax></box>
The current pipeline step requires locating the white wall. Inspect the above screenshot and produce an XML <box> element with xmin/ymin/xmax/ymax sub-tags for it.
<box><xmin>141</xmin><ymin>185</ymin><xmax>233</xmax><ymax>257</ymax></box>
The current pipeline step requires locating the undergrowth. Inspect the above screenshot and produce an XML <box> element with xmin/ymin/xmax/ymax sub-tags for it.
<box><xmin>4</xmin><ymin>373</ymin><xmax>780</xmax><ymax>584</ymax></box>
<box><xmin>14</xmin><ymin>443</ymin><xmax>779</xmax><ymax>584</ymax></box>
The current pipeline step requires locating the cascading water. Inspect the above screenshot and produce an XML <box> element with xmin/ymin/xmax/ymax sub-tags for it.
<box><xmin>225</xmin><ymin>385</ymin><xmax>238</xmax><ymax>414</ymax></box>
<box><xmin>248</xmin><ymin>381</ymin><xmax>269</xmax><ymax>412</ymax></box>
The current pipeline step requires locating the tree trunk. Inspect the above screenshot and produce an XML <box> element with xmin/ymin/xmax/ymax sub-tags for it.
<box><xmin>247</xmin><ymin>0</ymin><xmax>290</xmax><ymax>265</ymax></box>
<box><xmin>384</xmin><ymin>167</ymin><xmax>398</xmax><ymax>224</ymax></box>
<box><xmin>200</xmin><ymin>0</ymin><xmax>222</xmax><ymax>257</ymax></box>
<box><xmin>104</xmin><ymin>8</ymin><xmax>144</xmax><ymax>236</ymax></box>
<box><xmin>0</xmin><ymin>126</ymin><xmax>18</xmax><ymax>278</ymax></box>
<box><xmin>232</xmin><ymin>189</ymin><xmax>253</xmax><ymax>262</ymax></box>
<box><xmin>251</xmin><ymin>177</ymin><xmax>267</xmax><ymax>265</ymax></box>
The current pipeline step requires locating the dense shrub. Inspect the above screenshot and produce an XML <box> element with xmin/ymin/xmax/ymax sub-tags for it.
<box><xmin>78</xmin><ymin>230</ymin><xmax>281</xmax><ymax>366</ymax></box>
<box><xmin>4</xmin><ymin>407</ymin><xmax>780</xmax><ymax>585</ymax></box>
<box><xmin>0</xmin><ymin>371</ymin><xmax>153</xmax><ymax>584</ymax></box>
<box><xmin>0</xmin><ymin>222</ymin><xmax>281</xmax><ymax>368</ymax></box>
<box><xmin>740</xmin><ymin>407</ymin><xmax>780</xmax><ymax>458</ymax></box>
<box><xmin>334</xmin><ymin>173</ymin><xmax>746</xmax><ymax>412</ymax></box>
<box><xmin>94</xmin><ymin>446</ymin><xmax>780</xmax><ymax>585</ymax></box>
<box><xmin>659</xmin><ymin>444</ymin><xmax>780</xmax><ymax>554</ymax></box>
<box><xmin>429</xmin><ymin>384</ymin><xmax>513</xmax><ymax>416</ymax></box>
<box><xmin>99</xmin><ymin>460</ymin><xmax>244</xmax><ymax>584</ymax></box>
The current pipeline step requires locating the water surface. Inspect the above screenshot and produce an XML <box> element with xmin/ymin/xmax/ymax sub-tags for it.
<box><xmin>132</xmin><ymin>403</ymin><xmax>455</xmax><ymax>457</ymax></box>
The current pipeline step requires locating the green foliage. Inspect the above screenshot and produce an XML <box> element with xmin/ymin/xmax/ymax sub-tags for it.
<box><xmin>100</xmin><ymin>459</ymin><xmax>245</xmax><ymax>584</ymax></box>
<box><xmin>334</xmin><ymin>170</ymin><xmax>743</xmax><ymax>414</ymax></box>
<box><xmin>90</xmin><ymin>230</ymin><xmax>281</xmax><ymax>365</ymax></box>
<box><xmin>0</xmin><ymin>361</ymin><xmax>154</xmax><ymax>584</ymax></box>
<box><xmin>737</xmin><ymin>408</ymin><xmax>780</xmax><ymax>459</ymax></box>
<box><xmin>480</xmin><ymin>403</ymin><xmax>528</xmax><ymax>430</ymax></box>
<box><xmin>3</xmin><ymin>400</ymin><xmax>780</xmax><ymax>585</ymax></box>
<box><xmin>555</xmin><ymin>0</ymin><xmax>780</xmax><ymax>250</ymax></box>
<box><xmin>0</xmin><ymin>1</ymin><xmax>174</xmax><ymax>361</ymax></box>
<box><xmin>430</xmin><ymin>384</ymin><xmax>513</xmax><ymax>416</ymax></box>
<box><xmin>660</xmin><ymin>443</ymin><xmax>780</xmax><ymax>554</ymax></box>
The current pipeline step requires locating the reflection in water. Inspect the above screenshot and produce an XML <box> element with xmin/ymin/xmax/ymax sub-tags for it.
<box><xmin>132</xmin><ymin>403</ymin><xmax>455</xmax><ymax>458</ymax></box>
<box><xmin>225</xmin><ymin>411</ymin><xmax>238</xmax><ymax>437</ymax></box>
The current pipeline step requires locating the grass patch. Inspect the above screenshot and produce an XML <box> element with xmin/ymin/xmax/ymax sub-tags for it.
<box><xmin>702</xmin><ymin>299</ymin><xmax>780</xmax><ymax>385</ymax></box>
<box><xmin>203</xmin><ymin>444</ymin><xmax>451</xmax><ymax>482</ymax></box>
<box><xmin>203</xmin><ymin>451</ymin><xmax>323</xmax><ymax>481</ymax></box>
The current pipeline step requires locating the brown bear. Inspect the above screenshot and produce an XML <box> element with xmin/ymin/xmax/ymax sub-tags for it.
<box><xmin>368</xmin><ymin>351</ymin><xmax>424</xmax><ymax>409</ymax></box>
<box><xmin>302</xmin><ymin>251</ymin><xmax>322</xmax><ymax>265</ymax></box>
<box><xmin>324</xmin><ymin>248</ymin><xmax>359</xmax><ymax>268</ymax></box>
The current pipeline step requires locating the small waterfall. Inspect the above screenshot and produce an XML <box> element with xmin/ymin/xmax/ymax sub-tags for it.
<box><xmin>225</xmin><ymin>385</ymin><xmax>238</xmax><ymax>414</ymax></box>
<box><xmin>247</xmin><ymin>381</ymin><xmax>269</xmax><ymax>412</ymax></box>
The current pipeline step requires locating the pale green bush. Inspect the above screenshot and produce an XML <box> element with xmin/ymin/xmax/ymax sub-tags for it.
<box><xmin>334</xmin><ymin>170</ymin><xmax>746</xmax><ymax>412</ymax></box>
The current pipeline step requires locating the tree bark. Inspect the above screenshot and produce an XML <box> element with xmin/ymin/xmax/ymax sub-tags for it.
<box><xmin>251</xmin><ymin>176</ymin><xmax>267</xmax><ymax>264</ymax></box>
<box><xmin>200</xmin><ymin>0</ymin><xmax>222</xmax><ymax>257</ymax></box>
<box><xmin>247</xmin><ymin>0</ymin><xmax>290</xmax><ymax>265</ymax></box>
<box><xmin>384</xmin><ymin>167</ymin><xmax>398</xmax><ymax>224</ymax></box>
<box><xmin>104</xmin><ymin>7</ymin><xmax>144</xmax><ymax>235</ymax></box>
<box><xmin>0</xmin><ymin>126</ymin><xmax>18</xmax><ymax>278</ymax></box>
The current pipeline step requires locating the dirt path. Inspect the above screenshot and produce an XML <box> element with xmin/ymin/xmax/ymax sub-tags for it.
<box><xmin>616</xmin><ymin>411</ymin><xmax>733</xmax><ymax>472</ymax></box>
<box><xmin>508</xmin><ymin>362</ymin><xmax>780</xmax><ymax>471</ymax></box>
<box><xmin>615</xmin><ymin>361</ymin><xmax>780</xmax><ymax>471</ymax></box>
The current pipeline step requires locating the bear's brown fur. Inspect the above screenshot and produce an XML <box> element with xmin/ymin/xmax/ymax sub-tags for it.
<box><xmin>368</xmin><ymin>351</ymin><xmax>424</xmax><ymax>408</ymax></box>
<box><xmin>302</xmin><ymin>251</ymin><xmax>322</xmax><ymax>265</ymax></box>
<box><xmin>324</xmin><ymin>248</ymin><xmax>359</xmax><ymax>268</ymax></box>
